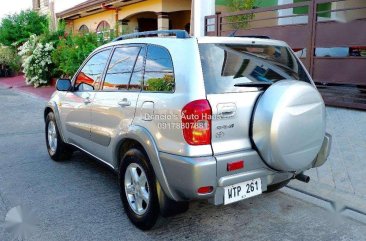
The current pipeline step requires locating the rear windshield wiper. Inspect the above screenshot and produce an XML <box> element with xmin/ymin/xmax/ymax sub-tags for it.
<box><xmin>234</xmin><ymin>82</ymin><xmax>273</xmax><ymax>89</ymax></box>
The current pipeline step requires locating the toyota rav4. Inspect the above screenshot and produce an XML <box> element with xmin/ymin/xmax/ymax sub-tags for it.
<box><xmin>44</xmin><ymin>30</ymin><xmax>331</xmax><ymax>230</ymax></box>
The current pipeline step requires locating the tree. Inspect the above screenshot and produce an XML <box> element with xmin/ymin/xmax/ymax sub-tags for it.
<box><xmin>51</xmin><ymin>33</ymin><xmax>100</xmax><ymax>78</ymax></box>
<box><xmin>0</xmin><ymin>10</ymin><xmax>49</xmax><ymax>47</ymax></box>
<box><xmin>226</xmin><ymin>0</ymin><xmax>256</xmax><ymax>30</ymax></box>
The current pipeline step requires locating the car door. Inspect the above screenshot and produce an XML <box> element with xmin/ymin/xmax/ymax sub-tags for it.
<box><xmin>59</xmin><ymin>48</ymin><xmax>112</xmax><ymax>151</ymax></box>
<box><xmin>89</xmin><ymin>44</ymin><xmax>145</xmax><ymax>163</ymax></box>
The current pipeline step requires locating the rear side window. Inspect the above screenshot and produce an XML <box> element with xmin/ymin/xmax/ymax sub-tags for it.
<box><xmin>199</xmin><ymin>44</ymin><xmax>311</xmax><ymax>94</ymax></box>
<box><xmin>103</xmin><ymin>47</ymin><xmax>141</xmax><ymax>91</ymax></box>
<box><xmin>143</xmin><ymin>45</ymin><xmax>175</xmax><ymax>92</ymax></box>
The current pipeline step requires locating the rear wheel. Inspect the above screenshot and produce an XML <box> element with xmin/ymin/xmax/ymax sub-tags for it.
<box><xmin>119</xmin><ymin>148</ymin><xmax>160</xmax><ymax>230</ymax></box>
<box><xmin>45</xmin><ymin>112</ymin><xmax>73</xmax><ymax>161</ymax></box>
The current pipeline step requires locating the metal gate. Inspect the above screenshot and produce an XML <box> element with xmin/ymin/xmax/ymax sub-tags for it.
<box><xmin>205</xmin><ymin>0</ymin><xmax>366</xmax><ymax>110</ymax></box>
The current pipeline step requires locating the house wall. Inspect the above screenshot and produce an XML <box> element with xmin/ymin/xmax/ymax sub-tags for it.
<box><xmin>33</xmin><ymin>0</ymin><xmax>51</xmax><ymax>15</ymax></box>
<box><xmin>39</xmin><ymin>0</ymin><xmax>50</xmax><ymax>15</ymax></box>
<box><xmin>161</xmin><ymin>0</ymin><xmax>192</xmax><ymax>12</ymax></box>
<box><xmin>122</xmin><ymin>12</ymin><xmax>158</xmax><ymax>34</ymax></box>
<box><xmin>72</xmin><ymin>10</ymin><xmax>116</xmax><ymax>33</ymax></box>
<box><xmin>118</xmin><ymin>0</ymin><xmax>163</xmax><ymax>20</ymax></box>
<box><xmin>66</xmin><ymin>0</ymin><xmax>193</xmax><ymax>34</ymax></box>
<box><xmin>169</xmin><ymin>11</ymin><xmax>191</xmax><ymax>29</ymax></box>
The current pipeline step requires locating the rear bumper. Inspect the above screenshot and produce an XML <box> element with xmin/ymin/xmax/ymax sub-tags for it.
<box><xmin>159</xmin><ymin>134</ymin><xmax>331</xmax><ymax>205</ymax></box>
<box><xmin>312</xmin><ymin>133</ymin><xmax>332</xmax><ymax>168</ymax></box>
<box><xmin>159</xmin><ymin>150</ymin><xmax>292</xmax><ymax>205</ymax></box>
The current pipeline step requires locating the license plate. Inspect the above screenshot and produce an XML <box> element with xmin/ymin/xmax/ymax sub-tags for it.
<box><xmin>224</xmin><ymin>178</ymin><xmax>262</xmax><ymax>205</ymax></box>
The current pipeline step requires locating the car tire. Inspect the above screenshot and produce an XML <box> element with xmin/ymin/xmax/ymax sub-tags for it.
<box><xmin>45</xmin><ymin>112</ymin><xmax>73</xmax><ymax>161</ymax></box>
<box><xmin>264</xmin><ymin>179</ymin><xmax>291</xmax><ymax>193</ymax></box>
<box><xmin>119</xmin><ymin>148</ymin><xmax>160</xmax><ymax>230</ymax></box>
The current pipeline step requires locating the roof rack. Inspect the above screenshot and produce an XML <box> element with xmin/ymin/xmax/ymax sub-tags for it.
<box><xmin>113</xmin><ymin>30</ymin><xmax>191</xmax><ymax>42</ymax></box>
<box><xmin>234</xmin><ymin>35</ymin><xmax>271</xmax><ymax>39</ymax></box>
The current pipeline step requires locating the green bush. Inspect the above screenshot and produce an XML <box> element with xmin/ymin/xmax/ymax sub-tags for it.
<box><xmin>52</xmin><ymin>33</ymin><xmax>100</xmax><ymax>78</ymax></box>
<box><xmin>18</xmin><ymin>35</ymin><xmax>54</xmax><ymax>87</ymax></box>
<box><xmin>0</xmin><ymin>10</ymin><xmax>49</xmax><ymax>47</ymax></box>
<box><xmin>145</xmin><ymin>75</ymin><xmax>175</xmax><ymax>92</ymax></box>
<box><xmin>0</xmin><ymin>46</ymin><xmax>21</xmax><ymax>74</ymax></box>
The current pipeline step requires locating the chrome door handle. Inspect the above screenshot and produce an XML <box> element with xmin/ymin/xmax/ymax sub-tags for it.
<box><xmin>118</xmin><ymin>98</ymin><xmax>131</xmax><ymax>107</ymax></box>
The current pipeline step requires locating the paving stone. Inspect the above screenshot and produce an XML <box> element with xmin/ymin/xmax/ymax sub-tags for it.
<box><xmin>315</xmin><ymin>107</ymin><xmax>366</xmax><ymax>199</ymax></box>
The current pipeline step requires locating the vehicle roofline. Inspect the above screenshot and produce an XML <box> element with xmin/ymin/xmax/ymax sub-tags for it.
<box><xmin>95</xmin><ymin>37</ymin><xmax>197</xmax><ymax>51</ymax></box>
<box><xmin>95</xmin><ymin>36</ymin><xmax>289</xmax><ymax>52</ymax></box>
<box><xmin>196</xmin><ymin>36</ymin><xmax>289</xmax><ymax>47</ymax></box>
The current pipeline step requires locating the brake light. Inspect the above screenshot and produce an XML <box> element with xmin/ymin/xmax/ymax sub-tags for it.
<box><xmin>181</xmin><ymin>99</ymin><xmax>212</xmax><ymax>145</ymax></box>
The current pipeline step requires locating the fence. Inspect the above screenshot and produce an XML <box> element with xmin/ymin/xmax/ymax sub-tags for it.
<box><xmin>205</xmin><ymin>0</ymin><xmax>366</xmax><ymax>110</ymax></box>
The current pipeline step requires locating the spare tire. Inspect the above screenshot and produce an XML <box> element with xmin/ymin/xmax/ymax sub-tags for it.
<box><xmin>252</xmin><ymin>80</ymin><xmax>325</xmax><ymax>172</ymax></box>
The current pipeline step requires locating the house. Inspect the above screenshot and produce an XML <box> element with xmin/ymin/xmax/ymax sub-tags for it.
<box><xmin>32</xmin><ymin>0</ymin><xmax>57</xmax><ymax>30</ymax></box>
<box><xmin>32</xmin><ymin>0</ymin><xmax>52</xmax><ymax>15</ymax></box>
<box><xmin>56</xmin><ymin>0</ymin><xmax>193</xmax><ymax>38</ymax></box>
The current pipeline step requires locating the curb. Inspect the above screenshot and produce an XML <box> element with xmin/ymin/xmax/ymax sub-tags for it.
<box><xmin>0</xmin><ymin>81</ymin><xmax>52</xmax><ymax>100</ymax></box>
<box><xmin>287</xmin><ymin>180</ymin><xmax>366</xmax><ymax>216</ymax></box>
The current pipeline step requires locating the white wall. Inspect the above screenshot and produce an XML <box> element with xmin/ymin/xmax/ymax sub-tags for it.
<box><xmin>192</xmin><ymin>0</ymin><xmax>215</xmax><ymax>37</ymax></box>
<box><xmin>278</xmin><ymin>0</ymin><xmax>307</xmax><ymax>25</ymax></box>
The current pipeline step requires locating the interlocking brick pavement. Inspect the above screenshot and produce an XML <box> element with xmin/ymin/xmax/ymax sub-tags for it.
<box><xmin>306</xmin><ymin>107</ymin><xmax>366</xmax><ymax>199</ymax></box>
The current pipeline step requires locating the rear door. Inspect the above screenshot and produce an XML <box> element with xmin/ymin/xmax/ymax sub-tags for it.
<box><xmin>89</xmin><ymin>44</ymin><xmax>145</xmax><ymax>162</ymax></box>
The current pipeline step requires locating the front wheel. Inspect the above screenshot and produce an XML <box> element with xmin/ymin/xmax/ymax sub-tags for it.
<box><xmin>45</xmin><ymin>112</ymin><xmax>73</xmax><ymax>161</ymax></box>
<box><xmin>119</xmin><ymin>148</ymin><xmax>160</xmax><ymax>230</ymax></box>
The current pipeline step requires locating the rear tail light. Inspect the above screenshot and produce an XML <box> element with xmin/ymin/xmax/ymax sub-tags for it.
<box><xmin>181</xmin><ymin>100</ymin><xmax>212</xmax><ymax>145</ymax></box>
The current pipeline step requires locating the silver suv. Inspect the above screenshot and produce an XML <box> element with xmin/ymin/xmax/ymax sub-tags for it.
<box><xmin>44</xmin><ymin>30</ymin><xmax>331</xmax><ymax>230</ymax></box>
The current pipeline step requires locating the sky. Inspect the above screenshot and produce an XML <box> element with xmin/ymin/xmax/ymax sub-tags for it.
<box><xmin>0</xmin><ymin>0</ymin><xmax>87</xmax><ymax>20</ymax></box>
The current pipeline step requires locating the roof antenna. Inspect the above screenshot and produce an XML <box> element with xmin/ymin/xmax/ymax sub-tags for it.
<box><xmin>228</xmin><ymin>29</ymin><xmax>239</xmax><ymax>37</ymax></box>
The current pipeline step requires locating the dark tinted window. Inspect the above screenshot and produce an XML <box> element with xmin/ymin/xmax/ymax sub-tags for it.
<box><xmin>75</xmin><ymin>49</ymin><xmax>111</xmax><ymax>91</ymax></box>
<box><xmin>103</xmin><ymin>47</ymin><xmax>140</xmax><ymax>91</ymax></box>
<box><xmin>143</xmin><ymin>45</ymin><xmax>175</xmax><ymax>92</ymax></box>
<box><xmin>129</xmin><ymin>47</ymin><xmax>146</xmax><ymax>91</ymax></box>
<box><xmin>199</xmin><ymin>44</ymin><xmax>310</xmax><ymax>94</ymax></box>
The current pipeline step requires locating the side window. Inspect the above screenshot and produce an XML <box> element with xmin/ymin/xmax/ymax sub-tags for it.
<box><xmin>103</xmin><ymin>47</ymin><xmax>140</xmax><ymax>91</ymax></box>
<box><xmin>144</xmin><ymin>45</ymin><xmax>175</xmax><ymax>92</ymax></box>
<box><xmin>75</xmin><ymin>49</ymin><xmax>111</xmax><ymax>91</ymax></box>
<box><xmin>129</xmin><ymin>47</ymin><xmax>146</xmax><ymax>91</ymax></box>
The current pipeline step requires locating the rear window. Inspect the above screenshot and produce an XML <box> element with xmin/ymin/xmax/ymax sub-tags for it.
<box><xmin>199</xmin><ymin>44</ymin><xmax>311</xmax><ymax>94</ymax></box>
<box><xmin>143</xmin><ymin>45</ymin><xmax>175</xmax><ymax>92</ymax></box>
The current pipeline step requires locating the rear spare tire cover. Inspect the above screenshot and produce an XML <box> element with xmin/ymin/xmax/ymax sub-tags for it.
<box><xmin>252</xmin><ymin>80</ymin><xmax>325</xmax><ymax>172</ymax></box>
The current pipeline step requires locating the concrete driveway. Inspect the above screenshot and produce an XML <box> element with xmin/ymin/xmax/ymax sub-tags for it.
<box><xmin>0</xmin><ymin>85</ymin><xmax>365</xmax><ymax>241</ymax></box>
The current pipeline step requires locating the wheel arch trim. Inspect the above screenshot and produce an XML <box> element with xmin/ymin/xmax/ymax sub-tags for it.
<box><xmin>44</xmin><ymin>101</ymin><xmax>67</xmax><ymax>143</ymax></box>
<box><xmin>114</xmin><ymin>125</ymin><xmax>177</xmax><ymax>201</ymax></box>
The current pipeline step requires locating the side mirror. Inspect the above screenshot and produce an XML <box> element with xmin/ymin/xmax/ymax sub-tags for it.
<box><xmin>56</xmin><ymin>79</ymin><xmax>72</xmax><ymax>91</ymax></box>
